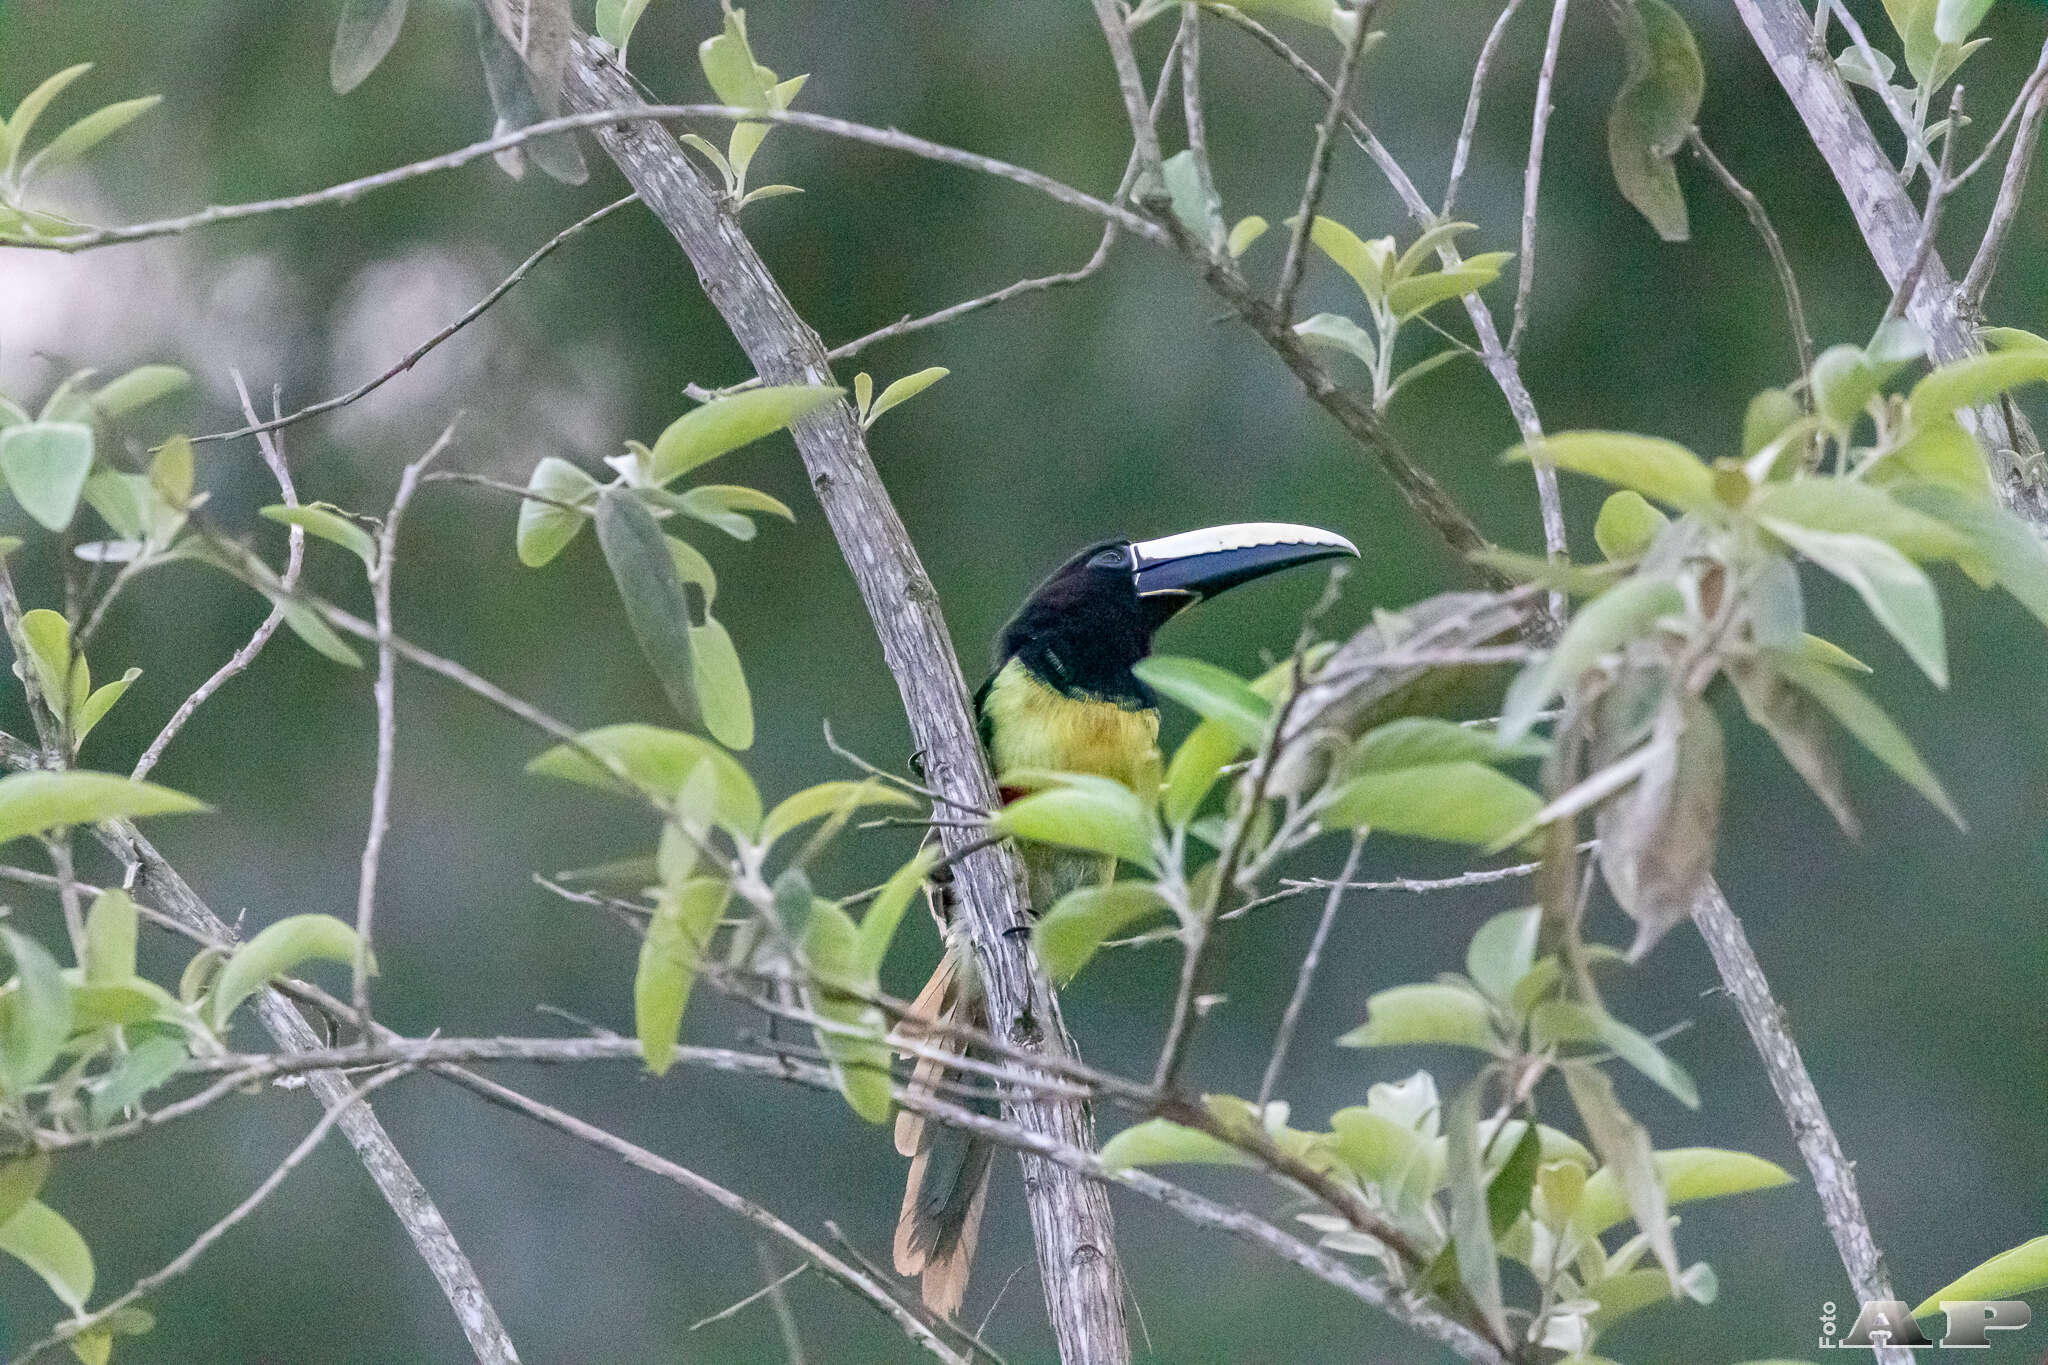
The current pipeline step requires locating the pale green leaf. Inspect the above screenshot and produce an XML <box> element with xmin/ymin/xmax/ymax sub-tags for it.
<box><xmin>1321</xmin><ymin>761</ymin><xmax>1541</xmax><ymax>847</ymax></box>
<box><xmin>261</xmin><ymin>503</ymin><xmax>377</xmax><ymax>570</ymax></box>
<box><xmin>1345</xmin><ymin>717</ymin><xmax>1546</xmax><ymax>772</ymax></box>
<box><xmin>993</xmin><ymin>782</ymin><xmax>1157</xmax><ymax>870</ymax></box>
<box><xmin>331</xmin><ymin>0</ymin><xmax>409</xmax><ymax>93</ymax></box>
<box><xmin>1508</xmin><ymin>432</ymin><xmax>1713</xmax><ymax>510</ymax></box>
<box><xmin>1912</xmin><ymin>349</ymin><xmax>2048</xmax><ymax>417</ymax></box>
<box><xmin>75</xmin><ymin>667</ymin><xmax>138</xmax><ymax>748</ymax></box>
<box><xmin>92</xmin><ymin>365</ymin><xmax>189</xmax><ymax>419</ymax></box>
<box><xmin>689</xmin><ymin>617</ymin><xmax>753</xmax><ymax>750</ymax></box>
<box><xmin>208</xmin><ymin>914</ymin><xmax>370</xmax><ymax>1031</ymax></box>
<box><xmin>1500</xmin><ymin>575</ymin><xmax>1685</xmax><ymax>740</ymax></box>
<box><xmin>1393</xmin><ymin>220</ymin><xmax>1478</xmax><ymax>280</ymax></box>
<box><xmin>1031</xmin><ymin>882</ymin><xmax>1169</xmax><ymax>983</ymax></box>
<box><xmin>21</xmin><ymin>95</ymin><xmax>161</xmax><ymax>186</ymax></box>
<box><xmin>82</xmin><ymin>888</ymin><xmax>137</xmax><ymax>984</ymax></box>
<box><xmin>1913</xmin><ymin>1234</ymin><xmax>2048</xmax><ymax>1316</ymax></box>
<box><xmin>1893</xmin><ymin>481</ymin><xmax>2048</xmax><ymax>634</ymax></box>
<box><xmin>863</xmin><ymin>367</ymin><xmax>947</xmax><ymax>428</ymax></box>
<box><xmin>762</xmin><ymin>780</ymin><xmax>916</xmax><ymax>848</ymax></box>
<box><xmin>636</xmin><ymin>877</ymin><xmax>728</xmax><ymax>1075</ymax></box>
<box><xmin>1594</xmin><ymin>490</ymin><xmax>1669</xmax><ymax>561</ymax></box>
<box><xmin>1465</xmin><ymin>907</ymin><xmax>1541</xmax><ymax>1005</ymax></box>
<box><xmin>804</xmin><ymin>901</ymin><xmax>891</xmax><ymax>1123</ymax></box>
<box><xmin>596</xmin><ymin>489</ymin><xmax>701</xmax><ymax>727</ymax></box>
<box><xmin>1530</xmin><ymin>1000</ymin><xmax>1699</xmax><ymax>1107</ymax></box>
<box><xmin>596</xmin><ymin>0</ymin><xmax>654</xmax><ymax>55</ymax></box>
<box><xmin>0</xmin><ymin>770</ymin><xmax>204</xmax><ymax>845</ymax></box>
<box><xmin>0</xmin><ymin>1199</ymin><xmax>94</xmax><ymax>1313</ymax></box>
<box><xmin>1226</xmin><ymin>214</ymin><xmax>1269</xmax><ymax>257</ymax></box>
<box><xmin>1301</xmin><ymin>216</ymin><xmax>1392</xmax><ymax>301</ymax></box>
<box><xmin>1100</xmin><ymin>1116</ymin><xmax>1256</xmax><ymax>1172</ymax></box>
<box><xmin>1934</xmin><ymin>0</ymin><xmax>1996</xmax><ymax>42</ymax></box>
<box><xmin>0</xmin><ymin>1153</ymin><xmax>50</xmax><ymax>1231</ymax></box>
<box><xmin>2</xmin><ymin>65</ymin><xmax>93</xmax><ymax>174</ymax></box>
<box><xmin>646</xmin><ymin>385</ymin><xmax>840</xmax><ymax>485</ymax></box>
<box><xmin>666</xmin><ymin>535</ymin><xmax>718</xmax><ymax>607</ymax></box>
<box><xmin>1292</xmin><ymin>313</ymin><xmax>1377</xmax><ymax>369</ymax></box>
<box><xmin>1564</xmin><ymin>1062</ymin><xmax>1680</xmax><ymax>1289</ymax></box>
<box><xmin>526</xmin><ymin>724</ymin><xmax>762</xmax><ymax>835</ymax></box>
<box><xmin>1768</xmin><ymin>650</ymin><xmax>1961</xmax><ymax>826</ymax></box>
<box><xmin>1606</xmin><ymin>0</ymin><xmax>1703</xmax><ymax>241</ymax></box>
<box><xmin>1337</xmin><ymin>981</ymin><xmax>1498</xmax><ymax>1051</ymax></box>
<box><xmin>1</xmin><ymin>929</ymin><xmax>71</xmax><ymax>1093</ymax></box>
<box><xmin>1385</xmin><ymin>252</ymin><xmax>1510</xmax><ymax>321</ymax></box>
<box><xmin>1576</xmin><ymin>1147</ymin><xmax>1794</xmax><ymax>1237</ymax></box>
<box><xmin>1133</xmin><ymin>655</ymin><xmax>1269</xmax><ymax>746</ymax></box>
<box><xmin>1</xmin><ymin>421</ymin><xmax>94</xmax><ymax>531</ymax></box>
<box><xmin>1762</xmin><ymin>519</ymin><xmax>1946</xmax><ymax>687</ymax></box>
<box><xmin>1446</xmin><ymin>1080</ymin><xmax>1507</xmax><ymax>1339</ymax></box>
<box><xmin>854</xmin><ymin>847</ymin><xmax>938</xmax><ymax>981</ymax></box>
<box><xmin>1753</xmin><ymin>479</ymin><xmax>1975</xmax><ymax>563</ymax></box>
<box><xmin>514</xmin><ymin>457</ymin><xmax>598</xmax><ymax>567</ymax></box>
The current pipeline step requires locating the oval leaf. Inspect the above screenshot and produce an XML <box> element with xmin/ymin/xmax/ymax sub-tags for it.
<box><xmin>331</xmin><ymin>0</ymin><xmax>410</xmax><ymax>93</ymax></box>
<box><xmin>1133</xmin><ymin>656</ymin><xmax>1271</xmax><ymax>747</ymax></box>
<box><xmin>0</xmin><ymin>770</ymin><xmax>205</xmax><ymax>845</ymax></box>
<box><xmin>1576</xmin><ymin>1147</ymin><xmax>1794</xmax><ymax>1238</ymax></box>
<box><xmin>1508</xmin><ymin>432</ymin><xmax>1713</xmax><ymax>510</ymax></box>
<box><xmin>1321</xmin><ymin>761</ymin><xmax>1542</xmax><ymax>848</ymax></box>
<box><xmin>1031</xmin><ymin>882</ymin><xmax>1169</xmax><ymax>983</ymax></box>
<box><xmin>0</xmin><ymin>1199</ymin><xmax>93</xmax><ymax>1313</ymax></box>
<box><xmin>993</xmin><ymin>783</ymin><xmax>1157</xmax><ymax>870</ymax></box>
<box><xmin>208</xmin><ymin>914</ymin><xmax>370</xmax><ymax>1031</ymax></box>
<box><xmin>637</xmin><ymin>877</ymin><xmax>729</xmax><ymax>1076</ymax></box>
<box><xmin>645</xmin><ymin>385</ymin><xmax>841</xmax><ymax>485</ymax></box>
<box><xmin>526</xmin><ymin>724</ymin><xmax>762</xmax><ymax>836</ymax></box>
<box><xmin>595</xmin><ymin>488</ymin><xmax>702</xmax><ymax>727</ymax></box>
<box><xmin>689</xmin><ymin>616</ymin><xmax>753</xmax><ymax>750</ymax></box>
<box><xmin>1338</xmin><ymin>981</ymin><xmax>1498</xmax><ymax>1051</ymax></box>
<box><xmin>0</xmin><ymin>422</ymin><xmax>94</xmax><ymax>531</ymax></box>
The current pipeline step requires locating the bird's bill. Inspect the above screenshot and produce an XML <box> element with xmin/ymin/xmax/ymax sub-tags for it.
<box><xmin>1130</xmin><ymin>522</ymin><xmax>1358</xmax><ymax>604</ymax></box>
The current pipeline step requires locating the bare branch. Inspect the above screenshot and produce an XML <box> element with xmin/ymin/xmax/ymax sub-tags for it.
<box><xmin>1961</xmin><ymin>34</ymin><xmax>2048</xmax><ymax>309</ymax></box>
<box><xmin>1089</xmin><ymin>0</ymin><xmax>1168</xmax><ymax>199</ymax></box>
<box><xmin>355</xmin><ymin>422</ymin><xmax>460</xmax><ymax>1024</ymax></box>
<box><xmin>1444</xmin><ymin>0</ymin><xmax>1529</xmax><ymax>216</ymax></box>
<box><xmin>191</xmin><ymin>196</ymin><xmax>636</xmax><ymax>446</ymax></box>
<box><xmin>1688</xmin><ymin>131</ymin><xmax>1816</xmax><ymax>384</ymax></box>
<box><xmin>1509</xmin><ymin>0</ymin><xmax>1571</xmax><ymax>355</ymax></box>
<box><xmin>9</xmin><ymin>1066</ymin><xmax>417</xmax><ymax>1365</ymax></box>
<box><xmin>133</xmin><ymin>376</ymin><xmax>304</xmax><ymax>781</ymax></box>
<box><xmin>1273</xmin><ymin>1</ymin><xmax>1380</xmax><ymax>319</ymax></box>
<box><xmin>1256</xmin><ymin>832</ymin><xmax>1363</xmax><ymax>1108</ymax></box>
<box><xmin>1178</xmin><ymin>5</ymin><xmax>1225</xmax><ymax>256</ymax></box>
<box><xmin>1882</xmin><ymin>85</ymin><xmax>1962</xmax><ymax>328</ymax></box>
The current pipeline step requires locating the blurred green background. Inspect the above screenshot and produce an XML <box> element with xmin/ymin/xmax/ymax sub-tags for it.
<box><xmin>3</xmin><ymin>0</ymin><xmax>2048</xmax><ymax>1359</ymax></box>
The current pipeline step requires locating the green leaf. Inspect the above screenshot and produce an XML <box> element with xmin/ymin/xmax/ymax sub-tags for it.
<box><xmin>1466</xmin><ymin>907</ymin><xmax>1541</xmax><ymax>1005</ymax></box>
<box><xmin>18</xmin><ymin>607</ymin><xmax>79</xmax><ymax>723</ymax></box>
<box><xmin>1393</xmin><ymin>220</ymin><xmax>1478</xmax><ymax>279</ymax></box>
<box><xmin>1879</xmin><ymin>415</ymin><xmax>1994</xmax><ymax>501</ymax></box>
<box><xmin>89</xmin><ymin>1036</ymin><xmax>187</xmax><ymax>1127</ymax></box>
<box><xmin>1530</xmin><ymin>1001</ymin><xmax>1699</xmax><ymax>1108</ymax></box>
<box><xmin>1753</xmin><ymin>480</ymin><xmax>1975</xmax><ymax>563</ymax></box>
<box><xmin>1322</xmin><ymin>761</ymin><xmax>1541</xmax><ymax>847</ymax></box>
<box><xmin>1811</xmin><ymin>343</ymin><xmax>1879</xmax><ymax>434</ymax></box>
<box><xmin>1500</xmin><ymin>575</ymin><xmax>1685</xmax><ymax>740</ymax></box>
<box><xmin>261</xmin><ymin>503</ymin><xmax>377</xmax><ymax>570</ymax></box>
<box><xmin>1227</xmin><ymin>215</ymin><xmax>1269</xmax><ymax>257</ymax></box>
<box><xmin>93</xmin><ymin>365</ymin><xmax>190</xmax><ymax>419</ymax></box>
<box><xmin>636</xmin><ymin>876</ymin><xmax>728</xmax><ymax>1075</ymax></box>
<box><xmin>82</xmin><ymin>888</ymin><xmax>137</xmax><ymax>984</ymax></box>
<box><xmin>1</xmin><ymin>421</ymin><xmax>94</xmax><ymax>531</ymax></box>
<box><xmin>1445</xmin><ymin>1080</ymin><xmax>1508</xmax><ymax>1339</ymax></box>
<box><xmin>863</xmin><ymin>367</ymin><xmax>947</xmax><ymax>429</ymax></box>
<box><xmin>1101</xmin><ymin>1114</ymin><xmax>1257</xmax><ymax>1172</ymax></box>
<box><xmin>1913</xmin><ymin>1234</ymin><xmax>2048</xmax><ymax>1316</ymax></box>
<box><xmin>2</xmin><ymin>65</ymin><xmax>93</xmax><ymax>174</ymax></box>
<box><xmin>1564</xmin><ymin>1062</ymin><xmax>1680</xmax><ymax>1290</ymax></box>
<box><xmin>1508</xmin><ymin>432</ymin><xmax>1714</xmax><ymax>510</ymax></box>
<box><xmin>149</xmin><ymin>435</ymin><xmax>193</xmax><ymax>510</ymax></box>
<box><xmin>1338</xmin><ymin>981</ymin><xmax>1498</xmax><ymax>1051</ymax></box>
<box><xmin>276</xmin><ymin>601</ymin><xmax>363</xmax><ymax>668</ymax></box>
<box><xmin>854</xmin><ymin>847</ymin><xmax>938</xmax><ymax>981</ymax></box>
<box><xmin>596</xmin><ymin>489</ymin><xmax>702</xmax><ymax>727</ymax></box>
<box><xmin>208</xmin><ymin>914</ymin><xmax>370</xmax><ymax>1031</ymax></box>
<box><xmin>0</xmin><ymin>1153</ymin><xmax>50</xmax><ymax>1231</ymax></box>
<box><xmin>1934</xmin><ymin>0</ymin><xmax>1997</xmax><ymax>42</ymax></box>
<box><xmin>1768</xmin><ymin>650</ymin><xmax>1961</xmax><ymax>826</ymax></box>
<box><xmin>1594</xmin><ymin>490</ymin><xmax>1670</xmax><ymax>561</ymax></box>
<box><xmin>0</xmin><ymin>770</ymin><xmax>205</xmax><ymax>845</ymax></box>
<box><xmin>596</xmin><ymin>0</ymin><xmax>654</xmax><ymax>55</ymax></box>
<box><xmin>1346</xmin><ymin>717</ymin><xmax>1546</xmax><ymax>772</ymax></box>
<box><xmin>689</xmin><ymin>617</ymin><xmax>753</xmax><ymax>750</ymax></box>
<box><xmin>762</xmin><ymin>780</ymin><xmax>916</xmax><ymax>848</ymax></box>
<box><xmin>526</xmin><ymin>724</ymin><xmax>762</xmax><ymax>836</ymax></box>
<box><xmin>1292</xmin><ymin>313</ymin><xmax>1377</xmax><ymax>369</ymax></box>
<box><xmin>0</xmin><ymin>1200</ymin><xmax>94</xmax><ymax>1314</ymax></box>
<box><xmin>804</xmin><ymin>901</ymin><xmax>891</xmax><ymax>1123</ymax></box>
<box><xmin>1487</xmin><ymin>1120</ymin><xmax>1543</xmax><ymax>1234</ymax></box>
<box><xmin>1576</xmin><ymin>1147</ymin><xmax>1794</xmax><ymax>1238</ymax></box>
<box><xmin>330</xmin><ymin>0</ymin><xmax>409</xmax><ymax>93</ymax></box>
<box><xmin>1385</xmin><ymin>252</ymin><xmax>1511</xmax><ymax>321</ymax></box>
<box><xmin>512</xmin><ymin>458</ymin><xmax>593</xmax><ymax>573</ymax></box>
<box><xmin>1742</xmin><ymin>387</ymin><xmax>1803</xmax><ymax>459</ymax></box>
<box><xmin>666</xmin><ymin>535</ymin><xmax>718</xmax><ymax>607</ymax></box>
<box><xmin>21</xmin><ymin>95</ymin><xmax>161</xmax><ymax>186</ymax></box>
<box><xmin>646</xmin><ymin>384</ymin><xmax>839</xmax><ymax>485</ymax></box>
<box><xmin>993</xmin><ymin>781</ymin><xmax>1157</xmax><ymax>870</ymax></box>
<box><xmin>1761</xmin><ymin>519</ymin><xmax>1946</xmax><ymax>687</ymax></box>
<box><xmin>1</xmin><ymin>929</ymin><xmax>72</xmax><ymax>1093</ymax></box>
<box><xmin>1032</xmin><ymin>883</ymin><xmax>1169</xmax><ymax>983</ymax></box>
<box><xmin>75</xmin><ymin>667</ymin><xmax>139</xmax><ymax>747</ymax></box>
<box><xmin>1606</xmin><ymin>0</ymin><xmax>1704</xmax><ymax>241</ymax></box>
<box><xmin>1301</xmin><ymin>216</ymin><xmax>1392</xmax><ymax>301</ymax></box>
<box><xmin>1133</xmin><ymin>656</ymin><xmax>1270</xmax><ymax>746</ymax></box>
<box><xmin>1161</xmin><ymin>148</ymin><xmax>1222</xmax><ymax>248</ymax></box>
<box><xmin>1912</xmin><ymin>350</ymin><xmax>2048</xmax><ymax>417</ymax></box>
<box><xmin>1894</xmin><ymin>481</ymin><xmax>2048</xmax><ymax>634</ymax></box>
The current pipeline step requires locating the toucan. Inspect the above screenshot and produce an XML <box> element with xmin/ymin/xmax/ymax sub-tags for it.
<box><xmin>891</xmin><ymin>521</ymin><xmax>1358</xmax><ymax>1316</ymax></box>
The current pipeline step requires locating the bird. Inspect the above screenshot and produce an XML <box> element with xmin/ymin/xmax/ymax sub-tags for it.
<box><xmin>890</xmin><ymin>521</ymin><xmax>1358</xmax><ymax>1317</ymax></box>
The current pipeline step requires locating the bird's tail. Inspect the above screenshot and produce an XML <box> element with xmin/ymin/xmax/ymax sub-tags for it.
<box><xmin>890</xmin><ymin>950</ymin><xmax>995</xmax><ymax>1319</ymax></box>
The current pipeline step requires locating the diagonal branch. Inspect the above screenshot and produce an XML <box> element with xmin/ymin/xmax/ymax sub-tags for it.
<box><xmin>559</xmin><ymin>37</ymin><xmax>1130</xmax><ymax>1365</ymax></box>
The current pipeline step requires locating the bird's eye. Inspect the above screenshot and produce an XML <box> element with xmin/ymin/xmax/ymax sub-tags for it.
<box><xmin>1091</xmin><ymin>547</ymin><xmax>1128</xmax><ymax>569</ymax></box>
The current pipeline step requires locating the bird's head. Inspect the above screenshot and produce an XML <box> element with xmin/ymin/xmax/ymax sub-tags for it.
<box><xmin>993</xmin><ymin>522</ymin><xmax>1358</xmax><ymax>701</ymax></box>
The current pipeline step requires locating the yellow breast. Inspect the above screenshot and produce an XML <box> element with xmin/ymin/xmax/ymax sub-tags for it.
<box><xmin>982</xmin><ymin>658</ymin><xmax>1162</xmax><ymax>794</ymax></box>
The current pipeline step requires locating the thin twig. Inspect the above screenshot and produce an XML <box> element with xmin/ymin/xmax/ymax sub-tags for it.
<box><xmin>1955</xmin><ymin>33</ymin><xmax>2048</xmax><ymax>189</ymax></box>
<box><xmin>440</xmin><ymin>1065</ymin><xmax>971</xmax><ymax>1364</ymax></box>
<box><xmin>1961</xmin><ymin>34</ymin><xmax>2048</xmax><ymax>309</ymax></box>
<box><xmin>8</xmin><ymin>1066</ymin><xmax>416</xmax><ymax>1365</ymax></box>
<box><xmin>756</xmin><ymin>1242</ymin><xmax>808</xmax><ymax>1365</ymax></box>
<box><xmin>354</xmin><ymin>421</ymin><xmax>460</xmax><ymax>1024</ymax></box>
<box><xmin>1822</xmin><ymin>0</ymin><xmax>1941</xmax><ymax>182</ymax></box>
<box><xmin>1090</xmin><ymin>0</ymin><xmax>1167</xmax><ymax>203</ymax></box>
<box><xmin>1</xmin><ymin>104</ymin><xmax>1163</xmax><ymax>254</ymax></box>
<box><xmin>1444</xmin><ymin>0</ymin><xmax>1528</xmax><ymax>216</ymax></box>
<box><xmin>1687</xmin><ymin>131</ymin><xmax>1815</xmax><ymax>384</ymax></box>
<box><xmin>1178</xmin><ymin>5</ymin><xmax>1226</xmax><ymax>257</ymax></box>
<box><xmin>190</xmin><ymin>196</ymin><xmax>636</xmax><ymax>445</ymax></box>
<box><xmin>1509</xmin><ymin>0</ymin><xmax>1570</xmax><ymax>354</ymax></box>
<box><xmin>1882</xmin><ymin>84</ymin><xmax>1962</xmax><ymax>327</ymax></box>
<box><xmin>689</xmin><ymin>1263</ymin><xmax>809</xmax><ymax>1333</ymax></box>
<box><xmin>1256</xmin><ymin>832</ymin><xmax>1363</xmax><ymax>1108</ymax></box>
<box><xmin>133</xmin><ymin>377</ymin><xmax>303</xmax><ymax>781</ymax></box>
<box><xmin>1273</xmin><ymin>1</ymin><xmax>1380</xmax><ymax>319</ymax></box>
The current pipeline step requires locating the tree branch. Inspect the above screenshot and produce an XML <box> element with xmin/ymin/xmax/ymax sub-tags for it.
<box><xmin>560</xmin><ymin>37</ymin><xmax>1129</xmax><ymax>1364</ymax></box>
